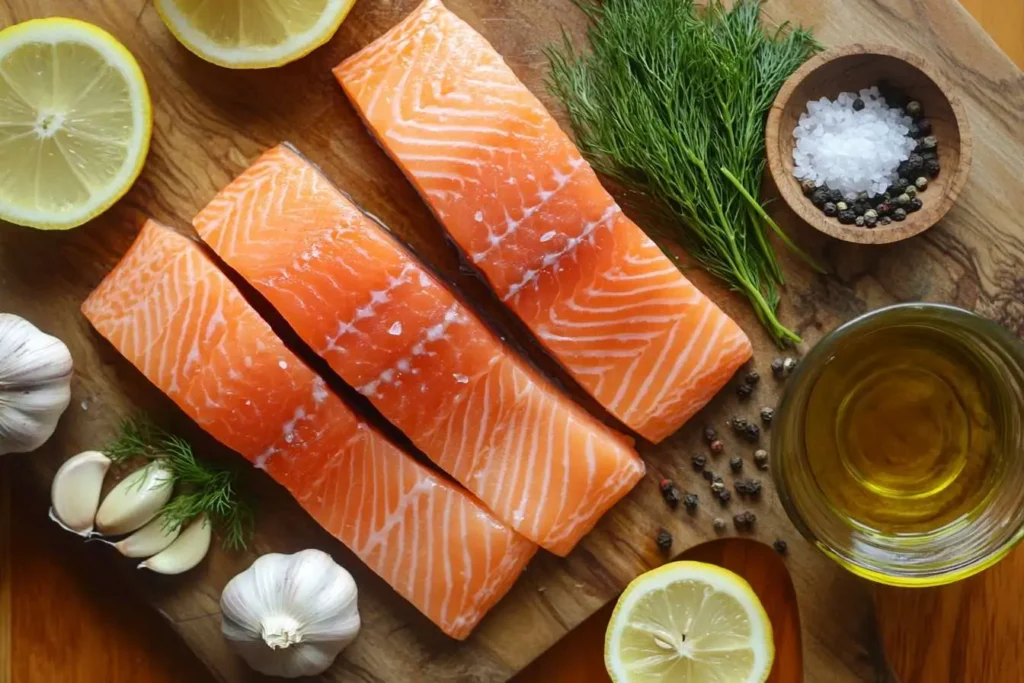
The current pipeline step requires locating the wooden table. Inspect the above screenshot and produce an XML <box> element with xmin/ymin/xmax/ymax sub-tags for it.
<box><xmin>1</xmin><ymin>1</ymin><xmax>1022</xmax><ymax>682</ymax></box>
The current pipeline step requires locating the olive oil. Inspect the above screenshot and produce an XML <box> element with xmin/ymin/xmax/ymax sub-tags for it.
<box><xmin>805</xmin><ymin>324</ymin><xmax>1004</xmax><ymax>534</ymax></box>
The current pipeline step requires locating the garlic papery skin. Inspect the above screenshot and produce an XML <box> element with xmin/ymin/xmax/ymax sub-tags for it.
<box><xmin>0</xmin><ymin>313</ymin><xmax>73</xmax><ymax>456</ymax></box>
<box><xmin>138</xmin><ymin>514</ymin><xmax>210</xmax><ymax>574</ymax></box>
<box><xmin>95</xmin><ymin>461</ymin><xmax>173</xmax><ymax>535</ymax></box>
<box><xmin>220</xmin><ymin>549</ymin><xmax>360</xmax><ymax>678</ymax></box>
<box><xmin>115</xmin><ymin>512</ymin><xmax>181</xmax><ymax>558</ymax></box>
<box><xmin>49</xmin><ymin>450</ymin><xmax>111</xmax><ymax>536</ymax></box>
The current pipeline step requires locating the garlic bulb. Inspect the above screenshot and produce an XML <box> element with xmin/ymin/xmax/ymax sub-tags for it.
<box><xmin>0</xmin><ymin>313</ymin><xmax>73</xmax><ymax>456</ymax></box>
<box><xmin>221</xmin><ymin>549</ymin><xmax>360</xmax><ymax>678</ymax></box>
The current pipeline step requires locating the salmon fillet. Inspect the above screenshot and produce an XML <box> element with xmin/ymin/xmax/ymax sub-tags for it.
<box><xmin>193</xmin><ymin>145</ymin><xmax>645</xmax><ymax>556</ymax></box>
<box><xmin>334</xmin><ymin>0</ymin><xmax>754</xmax><ymax>443</ymax></box>
<box><xmin>81</xmin><ymin>220</ymin><xmax>535</xmax><ymax>639</ymax></box>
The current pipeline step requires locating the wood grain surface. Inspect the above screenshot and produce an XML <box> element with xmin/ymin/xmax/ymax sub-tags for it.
<box><xmin>0</xmin><ymin>0</ymin><xmax>1022</xmax><ymax>682</ymax></box>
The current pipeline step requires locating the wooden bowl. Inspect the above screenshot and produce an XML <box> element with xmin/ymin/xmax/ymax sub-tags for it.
<box><xmin>766</xmin><ymin>44</ymin><xmax>972</xmax><ymax>245</ymax></box>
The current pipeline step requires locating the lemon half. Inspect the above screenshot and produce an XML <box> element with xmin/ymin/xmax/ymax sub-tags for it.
<box><xmin>0</xmin><ymin>18</ymin><xmax>151</xmax><ymax>231</ymax></box>
<box><xmin>605</xmin><ymin>561</ymin><xmax>774</xmax><ymax>683</ymax></box>
<box><xmin>155</xmin><ymin>0</ymin><xmax>357</xmax><ymax>69</ymax></box>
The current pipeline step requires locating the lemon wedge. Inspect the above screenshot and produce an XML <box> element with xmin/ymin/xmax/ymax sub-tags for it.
<box><xmin>155</xmin><ymin>0</ymin><xmax>357</xmax><ymax>69</ymax></box>
<box><xmin>0</xmin><ymin>18</ymin><xmax>151</xmax><ymax>230</ymax></box>
<box><xmin>605</xmin><ymin>561</ymin><xmax>774</xmax><ymax>683</ymax></box>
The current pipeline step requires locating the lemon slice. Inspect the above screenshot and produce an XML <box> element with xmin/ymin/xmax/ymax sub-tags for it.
<box><xmin>605</xmin><ymin>561</ymin><xmax>774</xmax><ymax>683</ymax></box>
<box><xmin>0</xmin><ymin>18</ymin><xmax>151</xmax><ymax>230</ymax></box>
<box><xmin>155</xmin><ymin>0</ymin><xmax>357</xmax><ymax>69</ymax></box>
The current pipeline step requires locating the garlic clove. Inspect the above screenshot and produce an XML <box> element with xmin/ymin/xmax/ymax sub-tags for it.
<box><xmin>49</xmin><ymin>450</ymin><xmax>111</xmax><ymax>536</ymax></box>
<box><xmin>0</xmin><ymin>313</ymin><xmax>73</xmax><ymax>456</ymax></box>
<box><xmin>138</xmin><ymin>514</ymin><xmax>211</xmax><ymax>574</ymax></box>
<box><xmin>113</xmin><ymin>512</ymin><xmax>181</xmax><ymax>558</ymax></box>
<box><xmin>95</xmin><ymin>460</ymin><xmax>173</xmax><ymax>535</ymax></box>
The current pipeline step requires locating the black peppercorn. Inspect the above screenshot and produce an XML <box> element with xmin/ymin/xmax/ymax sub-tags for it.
<box><xmin>865</xmin><ymin>214</ymin><xmax>878</xmax><ymax>228</ymax></box>
<box><xmin>702</xmin><ymin>469</ymin><xmax>714</xmax><ymax>482</ymax></box>
<box><xmin>771</xmin><ymin>358</ymin><xmax>785</xmax><ymax>377</ymax></box>
<box><xmin>869</xmin><ymin>192</ymin><xmax>888</xmax><ymax>206</ymax></box>
<box><xmin>917</xmin><ymin>118</ymin><xmax>932</xmax><ymax>135</ymax></box>
<box><xmin>742</xmin><ymin>423</ymin><xmax>761</xmax><ymax>443</ymax></box>
<box><xmin>907</xmin><ymin>153</ymin><xmax>925</xmax><ymax>174</ymax></box>
<box><xmin>826</xmin><ymin>188</ymin><xmax>843</xmax><ymax>203</ymax></box>
<box><xmin>852</xmin><ymin>201</ymin><xmax>868</xmax><ymax>216</ymax></box>
<box><xmin>733</xmin><ymin>511</ymin><xmax>756</xmax><ymax>531</ymax></box>
<box><xmin>905</xmin><ymin>100</ymin><xmax>923</xmax><ymax>118</ymax></box>
<box><xmin>893</xmin><ymin>208</ymin><xmax>907</xmax><ymax>222</ymax></box>
<box><xmin>713</xmin><ymin>518</ymin><xmax>727</xmax><ymax>532</ymax></box>
<box><xmin>852</xmin><ymin>97</ymin><xmax>865</xmax><ymax>111</ymax></box>
<box><xmin>926</xmin><ymin>158</ymin><xmax>941</xmax><ymax>177</ymax></box>
<box><xmin>837</xmin><ymin>209</ymin><xmax>856</xmax><ymax>225</ymax></box>
<box><xmin>717</xmin><ymin>489</ymin><xmax>732</xmax><ymax>504</ymax></box>
<box><xmin>737</xmin><ymin>383</ymin><xmax>753</xmax><ymax>399</ymax></box>
<box><xmin>811</xmin><ymin>189</ymin><xmax>829</xmax><ymax>208</ymax></box>
<box><xmin>730</xmin><ymin>456</ymin><xmax>743</xmax><ymax>473</ymax></box>
<box><xmin>921</xmin><ymin>149</ymin><xmax>938</xmax><ymax>161</ymax></box>
<box><xmin>744</xmin><ymin>371</ymin><xmax>760</xmax><ymax>386</ymax></box>
<box><xmin>747</xmin><ymin>479</ymin><xmax>763</xmax><ymax>496</ymax></box>
<box><xmin>656</xmin><ymin>528</ymin><xmax>673</xmax><ymax>553</ymax></box>
<box><xmin>702</xmin><ymin>425</ymin><xmax>718</xmax><ymax>444</ymax></box>
<box><xmin>684</xmin><ymin>493</ymin><xmax>699</xmax><ymax>512</ymax></box>
<box><xmin>897</xmin><ymin>161</ymin><xmax>911</xmax><ymax>177</ymax></box>
<box><xmin>754</xmin><ymin>449</ymin><xmax>769</xmax><ymax>470</ymax></box>
<box><xmin>800</xmin><ymin>178</ymin><xmax>817</xmax><ymax>196</ymax></box>
<box><xmin>823</xmin><ymin>202</ymin><xmax>838</xmax><ymax>217</ymax></box>
<box><xmin>773</xmin><ymin>539</ymin><xmax>788</xmax><ymax>554</ymax></box>
<box><xmin>879</xmin><ymin>216</ymin><xmax>892</xmax><ymax>226</ymax></box>
<box><xmin>908</xmin><ymin>197</ymin><xmax>923</xmax><ymax>213</ymax></box>
<box><xmin>760</xmin><ymin>407</ymin><xmax>774</xmax><ymax>424</ymax></box>
<box><xmin>730</xmin><ymin>417</ymin><xmax>749</xmax><ymax>432</ymax></box>
<box><xmin>710</xmin><ymin>439</ymin><xmax>724</xmax><ymax>455</ymax></box>
<box><xmin>735</xmin><ymin>480</ymin><xmax>749</xmax><ymax>495</ymax></box>
<box><xmin>893</xmin><ymin>177</ymin><xmax>910</xmax><ymax>193</ymax></box>
<box><xmin>659</xmin><ymin>478</ymin><xmax>682</xmax><ymax>508</ymax></box>
<box><xmin>783</xmin><ymin>357</ymin><xmax>798</xmax><ymax>375</ymax></box>
<box><xmin>691</xmin><ymin>454</ymin><xmax>707</xmax><ymax>471</ymax></box>
<box><xmin>713</xmin><ymin>475</ymin><xmax>724</xmax><ymax>485</ymax></box>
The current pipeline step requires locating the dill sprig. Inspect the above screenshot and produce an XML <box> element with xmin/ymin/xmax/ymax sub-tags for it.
<box><xmin>547</xmin><ymin>0</ymin><xmax>823</xmax><ymax>345</ymax></box>
<box><xmin>105</xmin><ymin>416</ymin><xmax>254</xmax><ymax>551</ymax></box>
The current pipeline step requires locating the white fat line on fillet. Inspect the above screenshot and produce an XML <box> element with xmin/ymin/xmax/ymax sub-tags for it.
<box><xmin>399</xmin><ymin>152</ymin><xmax>486</xmax><ymax>169</ymax></box>
<box><xmin>563</xmin><ymin>295</ymin><xmax>688</xmax><ymax>316</ymax></box>
<box><xmin>551</xmin><ymin>411</ymin><xmax>575</xmax><ymax>538</ymax></box>
<box><xmin>505</xmin><ymin>388</ymin><xmax>540</xmax><ymax>528</ymax></box>
<box><xmin>489</xmin><ymin>386</ymin><xmax>526</xmax><ymax>523</ymax></box>
<box><xmin>542</xmin><ymin>433</ymin><xmax>598</xmax><ymax>548</ymax></box>
<box><xmin>322</xmin><ymin>262</ymin><xmax>417</xmax><ymax>355</ymax></box>
<box><xmin>502</xmin><ymin>205</ymin><xmax>618</xmax><ymax>301</ymax></box>
<box><xmin>653</xmin><ymin>332</ymin><xmax>749</xmax><ymax>416</ymax></box>
<box><xmin>390</xmin><ymin>29</ymin><xmax>440</xmax><ymax>132</ymax></box>
<box><xmin>385</xmin><ymin>129</ymin><xmax>522</xmax><ymax>155</ymax></box>
<box><xmin>600</xmin><ymin>265</ymin><xmax>680</xmax><ymax>282</ymax></box>
<box><xmin>581</xmin><ymin>281</ymin><xmax>681</xmax><ymax>298</ymax></box>
<box><xmin>642</xmin><ymin>316</ymin><xmax>731</xmax><ymax>420</ymax></box>
<box><xmin>437</xmin><ymin>490</ymin><xmax>456</xmax><ymax>625</ymax></box>
<box><xmin>525</xmin><ymin>395</ymin><xmax>559</xmax><ymax>539</ymax></box>
<box><xmin>539</xmin><ymin>312</ymin><xmax>680</xmax><ymax>332</ymax></box>
<box><xmin>609</xmin><ymin>314</ymin><xmax>687</xmax><ymax>413</ymax></box>
<box><xmin>537</xmin><ymin>329</ymin><xmax>664</xmax><ymax>344</ymax></box>
<box><xmin>357</xmin><ymin>477</ymin><xmax>434</xmax><ymax>556</ymax></box>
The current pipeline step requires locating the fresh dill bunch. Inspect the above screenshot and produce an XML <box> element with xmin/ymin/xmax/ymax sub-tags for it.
<box><xmin>105</xmin><ymin>415</ymin><xmax>254</xmax><ymax>551</ymax></box>
<box><xmin>547</xmin><ymin>0</ymin><xmax>823</xmax><ymax>345</ymax></box>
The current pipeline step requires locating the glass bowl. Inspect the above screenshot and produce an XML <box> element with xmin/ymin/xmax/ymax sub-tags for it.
<box><xmin>772</xmin><ymin>303</ymin><xmax>1024</xmax><ymax>586</ymax></box>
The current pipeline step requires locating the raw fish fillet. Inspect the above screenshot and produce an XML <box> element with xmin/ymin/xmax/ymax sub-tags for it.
<box><xmin>334</xmin><ymin>0</ymin><xmax>753</xmax><ymax>443</ymax></box>
<box><xmin>82</xmin><ymin>220</ymin><xmax>535</xmax><ymax>639</ymax></box>
<box><xmin>193</xmin><ymin>145</ymin><xmax>645</xmax><ymax>556</ymax></box>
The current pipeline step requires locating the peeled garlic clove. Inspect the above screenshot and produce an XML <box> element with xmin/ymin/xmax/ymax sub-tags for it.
<box><xmin>95</xmin><ymin>461</ymin><xmax>173</xmax><ymax>535</ymax></box>
<box><xmin>113</xmin><ymin>512</ymin><xmax>181</xmax><ymax>558</ymax></box>
<box><xmin>139</xmin><ymin>514</ymin><xmax>211</xmax><ymax>575</ymax></box>
<box><xmin>49</xmin><ymin>450</ymin><xmax>111</xmax><ymax>536</ymax></box>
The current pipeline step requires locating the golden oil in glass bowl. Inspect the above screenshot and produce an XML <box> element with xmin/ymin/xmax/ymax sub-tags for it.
<box><xmin>773</xmin><ymin>304</ymin><xmax>1024</xmax><ymax>586</ymax></box>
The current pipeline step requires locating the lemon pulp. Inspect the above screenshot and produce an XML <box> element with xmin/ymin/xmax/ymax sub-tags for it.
<box><xmin>0</xmin><ymin>18</ymin><xmax>151</xmax><ymax>230</ymax></box>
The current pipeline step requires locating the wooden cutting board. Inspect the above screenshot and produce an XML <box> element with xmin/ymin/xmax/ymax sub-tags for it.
<box><xmin>0</xmin><ymin>0</ymin><xmax>1021</xmax><ymax>681</ymax></box>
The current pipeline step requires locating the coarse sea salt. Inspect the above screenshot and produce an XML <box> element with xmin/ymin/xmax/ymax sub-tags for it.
<box><xmin>792</xmin><ymin>87</ymin><xmax>917</xmax><ymax>197</ymax></box>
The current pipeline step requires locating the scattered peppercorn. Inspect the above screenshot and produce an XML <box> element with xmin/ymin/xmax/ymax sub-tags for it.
<box><xmin>730</xmin><ymin>456</ymin><xmax>743</xmax><ymax>473</ymax></box>
<box><xmin>908</xmin><ymin>197</ymin><xmax>923</xmax><ymax>213</ymax></box>
<box><xmin>879</xmin><ymin>216</ymin><xmax>892</xmax><ymax>226</ymax></box>
<box><xmin>771</xmin><ymin>358</ymin><xmax>785</xmax><ymax>377</ymax></box>
<box><xmin>741</xmin><ymin>422</ymin><xmax>761</xmax><ymax>443</ymax></box>
<box><xmin>713</xmin><ymin>475</ymin><xmax>724</xmax><ymax>485</ymax></box>
<box><xmin>711</xmin><ymin>480</ymin><xmax>726</xmax><ymax>493</ymax></box>
<box><xmin>782</xmin><ymin>357</ymin><xmax>798</xmax><ymax>375</ymax></box>
<box><xmin>717</xmin><ymin>489</ymin><xmax>732</xmax><ymax>504</ymax></box>
<box><xmin>744</xmin><ymin>371</ymin><xmax>760</xmax><ymax>386</ymax></box>
<box><xmin>684</xmin><ymin>493</ymin><xmax>699</xmax><ymax>512</ymax></box>
<box><xmin>760</xmin><ymin>407</ymin><xmax>775</xmax><ymax>424</ymax></box>
<box><xmin>838</xmin><ymin>209</ymin><xmax>856</xmax><ymax>225</ymax></box>
<box><xmin>733</xmin><ymin>511</ymin><xmax>756</xmax><ymax>531</ymax></box>
<box><xmin>730</xmin><ymin>417</ymin><xmax>749</xmax><ymax>432</ymax></box>
<box><xmin>914</xmin><ymin>176</ymin><xmax>928</xmax><ymax>191</ymax></box>
<box><xmin>659</xmin><ymin>478</ymin><xmax>682</xmax><ymax>508</ymax></box>
<box><xmin>800</xmin><ymin>178</ymin><xmax>817</xmax><ymax>196</ymax></box>
<box><xmin>852</xmin><ymin>97</ymin><xmax>865</xmax><ymax>111</ymax></box>
<box><xmin>773</xmin><ymin>539</ymin><xmax>788</xmax><ymax>555</ymax></box>
<box><xmin>823</xmin><ymin>202</ymin><xmax>838</xmax><ymax>217</ymax></box>
<box><xmin>811</xmin><ymin>189</ymin><xmax>829</xmax><ymax>208</ymax></box>
<box><xmin>702</xmin><ymin>469</ymin><xmax>714</xmax><ymax>482</ymax></box>
<box><xmin>926</xmin><ymin>158</ymin><xmax>941</xmax><ymax>177</ymax></box>
<box><xmin>656</xmin><ymin>528</ymin><xmax>673</xmax><ymax>554</ymax></box>
<box><xmin>854</xmin><ymin>216</ymin><xmax>865</xmax><ymax>227</ymax></box>
<box><xmin>692</xmin><ymin>454</ymin><xmax>707</xmax><ymax>471</ymax></box>
<box><xmin>754</xmin><ymin>449</ymin><xmax>769</xmax><ymax>470</ymax></box>
<box><xmin>737</xmin><ymin>383</ymin><xmax>753</xmax><ymax>399</ymax></box>
<box><xmin>893</xmin><ymin>208</ymin><xmax>907</xmax><ymax>222</ymax></box>
<box><xmin>710</xmin><ymin>439</ymin><xmax>724</xmax><ymax>455</ymax></box>
<box><xmin>713</xmin><ymin>517</ymin><xmax>727</xmax><ymax>533</ymax></box>
<box><xmin>905</xmin><ymin>100</ymin><xmax>923</xmax><ymax>118</ymax></box>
